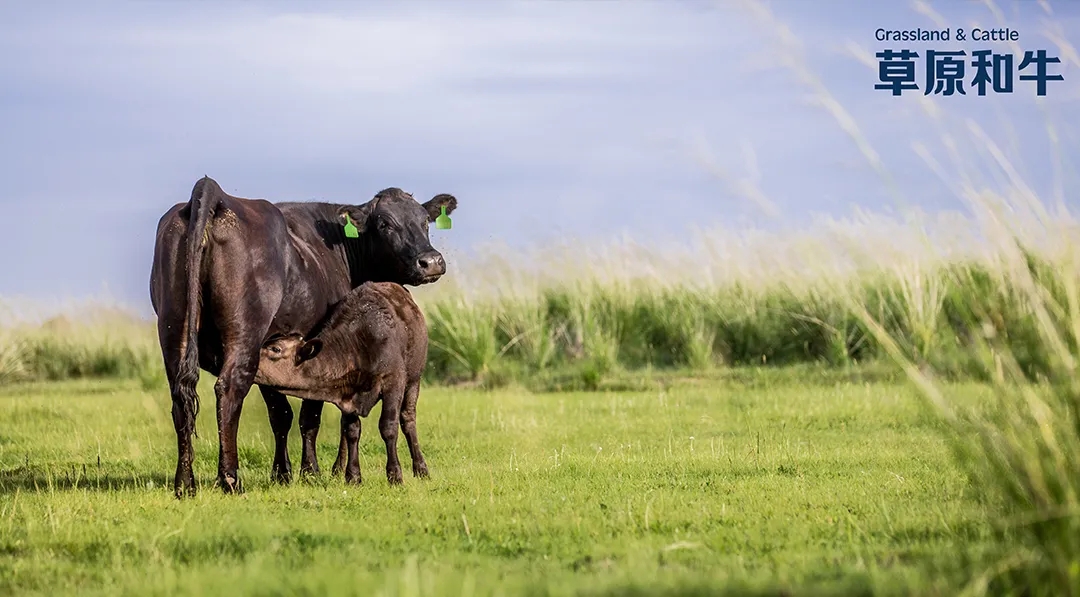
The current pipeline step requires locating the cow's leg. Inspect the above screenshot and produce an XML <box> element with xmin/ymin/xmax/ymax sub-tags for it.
<box><xmin>156</xmin><ymin>317</ymin><xmax>198</xmax><ymax>498</ymax></box>
<box><xmin>213</xmin><ymin>343</ymin><xmax>261</xmax><ymax>494</ymax></box>
<box><xmin>171</xmin><ymin>388</ymin><xmax>197</xmax><ymax>497</ymax></box>
<box><xmin>298</xmin><ymin>399</ymin><xmax>323</xmax><ymax>476</ymax></box>
<box><xmin>195</xmin><ymin>201</ymin><xmax>284</xmax><ymax>495</ymax></box>
<box><xmin>331</xmin><ymin>415</ymin><xmax>350</xmax><ymax>477</ymax></box>
<box><xmin>259</xmin><ymin>386</ymin><xmax>294</xmax><ymax>484</ymax></box>
<box><xmin>161</xmin><ymin>344</ymin><xmax>197</xmax><ymax>498</ymax></box>
<box><xmin>378</xmin><ymin>384</ymin><xmax>405</xmax><ymax>485</ymax></box>
<box><xmin>340</xmin><ymin>413</ymin><xmax>362</xmax><ymax>484</ymax></box>
<box><xmin>400</xmin><ymin>382</ymin><xmax>428</xmax><ymax>479</ymax></box>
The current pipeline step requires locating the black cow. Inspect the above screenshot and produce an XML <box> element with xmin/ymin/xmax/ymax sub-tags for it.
<box><xmin>149</xmin><ymin>176</ymin><xmax>457</xmax><ymax>497</ymax></box>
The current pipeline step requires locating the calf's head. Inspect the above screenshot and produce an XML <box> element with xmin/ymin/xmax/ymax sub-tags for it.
<box><xmin>339</xmin><ymin>188</ymin><xmax>457</xmax><ymax>286</ymax></box>
<box><xmin>257</xmin><ymin>334</ymin><xmax>325</xmax><ymax>393</ymax></box>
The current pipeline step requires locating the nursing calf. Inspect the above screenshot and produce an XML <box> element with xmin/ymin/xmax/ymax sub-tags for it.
<box><xmin>254</xmin><ymin>281</ymin><xmax>428</xmax><ymax>484</ymax></box>
<box><xmin>151</xmin><ymin>176</ymin><xmax>457</xmax><ymax>497</ymax></box>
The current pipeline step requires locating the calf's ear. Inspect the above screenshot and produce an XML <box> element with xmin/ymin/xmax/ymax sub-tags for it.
<box><xmin>337</xmin><ymin>198</ymin><xmax>379</xmax><ymax>234</ymax></box>
<box><xmin>298</xmin><ymin>339</ymin><xmax>323</xmax><ymax>363</ymax></box>
<box><xmin>422</xmin><ymin>194</ymin><xmax>457</xmax><ymax>222</ymax></box>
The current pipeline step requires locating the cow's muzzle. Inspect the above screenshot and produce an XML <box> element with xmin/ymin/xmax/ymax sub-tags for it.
<box><xmin>416</xmin><ymin>250</ymin><xmax>446</xmax><ymax>281</ymax></box>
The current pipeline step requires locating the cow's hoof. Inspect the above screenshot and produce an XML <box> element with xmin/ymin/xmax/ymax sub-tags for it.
<box><xmin>331</xmin><ymin>458</ymin><xmax>346</xmax><ymax>477</ymax></box>
<box><xmin>174</xmin><ymin>484</ymin><xmax>197</xmax><ymax>499</ymax></box>
<box><xmin>174</xmin><ymin>470</ymin><xmax>197</xmax><ymax>499</ymax></box>
<box><xmin>387</xmin><ymin>467</ymin><xmax>403</xmax><ymax>485</ymax></box>
<box><xmin>344</xmin><ymin>471</ymin><xmax>362</xmax><ymax>485</ymax></box>
<box><xmin>413</xmin><ymin>463</ymin><xmax>429</xmax><ymax>479</ymax></box>
<box><xmin>271</xmin><ymin>463</ymin><xmax>292</xmax><ymax>484</ymax></box>
<box><xmin>218</xmin><ymin>473</ymin><xmax>243</xmax><ymax>494</ymax></box>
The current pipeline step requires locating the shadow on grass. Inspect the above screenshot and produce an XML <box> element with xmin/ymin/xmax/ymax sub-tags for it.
<box><xmin>0</xmin><ymin>463</ymin><xmax>173</xmax><ymax>495</ymax></box>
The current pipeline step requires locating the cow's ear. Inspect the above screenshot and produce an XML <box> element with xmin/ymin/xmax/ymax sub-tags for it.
<box><xmin>422</xmin><ymin>194</ymin><xmax>457</xmax><ymax>223</ymax></box>
<box><xmin>298</xmin><ymin>339</ymin><xmax>323</xmax><ymax>363</ymax></box>
<box><xmin>337</xmin><ymin>200</ymin><xmax>377</xmax><ymax>234</ymax></box>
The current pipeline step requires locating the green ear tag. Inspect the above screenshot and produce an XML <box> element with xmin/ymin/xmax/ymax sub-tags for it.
<box><xmin>343</xmin><ymin>214</ymin><xmax>359</xmax><ymax>238</ymax></box>
<box><xmin>435</xmin><ymin>205</ymin><xmax>452</xmax><ymax>230</ymax></box>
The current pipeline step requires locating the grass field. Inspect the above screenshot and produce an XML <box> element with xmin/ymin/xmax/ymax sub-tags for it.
<box><xmin>2</xmin><ymin>3</ymin><xmax>1077</xmax><ymax>594</ymax></box>
<box><xmin>0</xmin><ymin>371</ymin><xmax>1001</xmax><ymax>596</ymax></box>
<box><xmin>1</xmin><ymin>205</ymin><xmax>1077</xmax><ymax>596</ymax></box>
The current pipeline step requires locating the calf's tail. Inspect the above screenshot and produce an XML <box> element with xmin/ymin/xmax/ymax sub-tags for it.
<box><xmin>176</xmin><ymin>176</ymin><xmax>221</xmax><ymax>437</ymax></box>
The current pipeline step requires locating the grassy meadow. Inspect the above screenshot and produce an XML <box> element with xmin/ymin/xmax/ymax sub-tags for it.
<box><xmin>2</xmin><ymin>203</ymin><xmax>1078</xmax><ymax>595</ymax></box>
<box><xmin>1</xmin><ymin>373</ymin><xmax>999</xmax><ymax>596</ymax></box>
<box><xmin>3</xmin><ymin>2</ymin><xmax>1079</xmax><ymax>594</ymax></box>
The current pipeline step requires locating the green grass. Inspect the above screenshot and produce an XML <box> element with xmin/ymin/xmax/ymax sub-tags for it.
<box><xmin>0</xmin><ymin>373</ymin><xmax>998</xmax><ymax>596</ymax></box>
<box><xmin>0</xmin><ymin>257</ymin><xmax>1065</xmax><ymax>391</ymax></box>
<box><xmin>1</xmin><ymin>3</ymin><xmax>1076</xmax><ymax>592</ymax></box>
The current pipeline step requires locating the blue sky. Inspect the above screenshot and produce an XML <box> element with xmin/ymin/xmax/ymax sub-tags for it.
<box><xmin>1</xmin><ymin>0</ymin><xmax>1077</xmax><ymax>313</ymax></box>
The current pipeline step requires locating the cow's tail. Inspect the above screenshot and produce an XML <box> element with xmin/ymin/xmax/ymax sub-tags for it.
<box><xmin>176</xmin><ymin>176</ymin><xmax>220</xmax><ymax>437</ymax></box>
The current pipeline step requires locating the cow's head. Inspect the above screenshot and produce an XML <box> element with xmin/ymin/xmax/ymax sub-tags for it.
<box><xmin>338</xmin><ymin>188</ymin><xmax>457</xmax><ymax>286</ymax></box>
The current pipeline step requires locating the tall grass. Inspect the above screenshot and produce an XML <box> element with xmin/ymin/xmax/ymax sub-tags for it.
<box><xmin>852</xmin><ymin>235</ymin><xmax>1080</xmax><ymax>596</ymax></box>
<box><xmin>0</xmin><ymin>307</ymin><xmax>162</xmax><ymax>389</ymax></box>
<box><xmin>724</xmin><ymin>0</ymin><xmax>1080</xmax><ymax>591</ymax></box>
<box><xmin>0</xmin><ymin>239</ymin><xmax>1066</xmax><ymax>390</ymax></box>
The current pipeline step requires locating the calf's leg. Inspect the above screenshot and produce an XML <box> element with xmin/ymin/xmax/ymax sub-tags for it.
<box><xmin>339</xmin><ymin>413</ymin><xmax>362</xmax><ymax>484</ymax></box>
<box><xmin>331</xmin><ymin>416</ymin><xmax>349</xmax><ymax>477</ymax></box>
<box><xmin>400</xmin><ymin>382</ymin><xmax>428</xmax><ymax>478</ymax></box>
<box><xmin>259</xmin><ymin>386</ymin><xmax>294</xmax><ymax>483</ymax></box>
<box><xmin>378</xmin><ymin>383</ymin><xmax>405</xmax><ymax>485</ymax></box>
